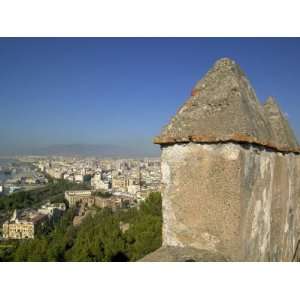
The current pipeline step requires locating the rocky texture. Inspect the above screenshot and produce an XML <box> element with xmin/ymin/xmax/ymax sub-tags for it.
<box><xmin>144</xmin><ymin>58</ymin><xmax>300</xmax><ymax>262</ymax></box>
<box><xmin>158</xmin><ymin>143</ymin><xmax>300</xmax><ymax>261</ymax></box>
<box><xmin>263</xmin><ymin>97</ymin><xmax>299</xmax><ymax>149</ymax></box>
<box><xmin>154</xmin><ymin>58</ymin><xmax>299</xmax><ymax>153</ymax></box>
<box><xmin>140</xmin><ymin>246</ymin><xmax>228</xmax><ymax>262</ymax></box>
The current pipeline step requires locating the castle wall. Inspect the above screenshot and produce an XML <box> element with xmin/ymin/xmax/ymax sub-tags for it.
<box><xmin>143</xmin><ymin>58</ymin><xmax>300</xmax><ymax>262</ymax></box>
<box><xmin>161</xmin><ymin>142</ymin><xmax>300</xmax><ymax>261</ymax></box>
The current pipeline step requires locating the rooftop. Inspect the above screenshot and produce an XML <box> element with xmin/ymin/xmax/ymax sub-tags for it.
<box><xmin>154</xmin><ymin>58</ymin><xmax>299</xmax><ymax>153</ymax></box>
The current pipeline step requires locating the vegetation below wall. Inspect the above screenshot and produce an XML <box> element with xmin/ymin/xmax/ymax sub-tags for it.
<box><xmin>0</xmin><ymin>192</ymin><xmax>162</xmax><ymax>262</ymax></box>
<box><xmin>0</xmin><ymin>179</ymin><xmax>89</xmax><ymax>212</ymax></box>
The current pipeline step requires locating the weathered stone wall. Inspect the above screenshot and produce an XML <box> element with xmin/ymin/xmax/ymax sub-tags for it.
<box><xmin>141</xmin><ymin>58</ymin><xmax>300</xmax><ymax>262</ymax></box>
<box><xmin>160</xmin><ymin>142</ymin><xmax>300</xmax><ymax>261</ymax></box>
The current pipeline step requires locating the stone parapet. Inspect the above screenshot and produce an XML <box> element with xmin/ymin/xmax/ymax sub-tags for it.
<box><xmin>144</xmin><ymin>58</ymin><xmax>300</xmax><ymax>261</ymax></box>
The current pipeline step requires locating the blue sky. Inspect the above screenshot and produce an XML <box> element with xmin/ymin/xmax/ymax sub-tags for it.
<box><xmin>0</xmin><ymin>38</ymin><xmax>299</xmax><ymax>155</ymax></box>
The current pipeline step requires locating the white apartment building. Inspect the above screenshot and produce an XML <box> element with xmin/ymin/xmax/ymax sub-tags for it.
<box><xmin>91</xmin><ymin>173</ymin><xmax>109</xmax><ymax>191</ymax></box>
<box><xmin>64</xmin><ymin>190</ymin><xmax>92</xmax><ymax>207</ymax></box>
<box><xmin>38</xmin><ymin>202</ymin><xmax>66</xmax><ymax>219</ymax></box>
<box><xmin>74</xmin><ymin>174</ymin><xmax>84</xmax><ymax>183</ymax></box>
<box><xmin>127</xmin><ymin>184</ymin><xmax>141</xmax><ymax>195</ymax></box>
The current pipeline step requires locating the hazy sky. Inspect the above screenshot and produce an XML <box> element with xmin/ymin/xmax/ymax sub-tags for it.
<box><xmin>0</xmin><ymin>38</ymin><xmax>300</xmax><ymax>155</ymax></box>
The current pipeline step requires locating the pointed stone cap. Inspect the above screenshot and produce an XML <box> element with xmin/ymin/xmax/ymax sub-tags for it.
<box><xmin>154</xmin><ymin>58</ymin><xmax>300</xmax><ymax>153</ymax></box>
<box><xmin>263</xmin><ymin>97</ymin><xmax>299</xmax><ymax>149</ymax></box>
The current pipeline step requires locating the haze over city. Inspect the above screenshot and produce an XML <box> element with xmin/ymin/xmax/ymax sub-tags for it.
<box><xmin>1</xmin><ymin>38</ymin><xmax>300</xmax><ymax>156</ymax></box>
<box><xmin>2</xmin><ymin>1</ymin><xmax>300</xmax><ymax>300</ymax></box>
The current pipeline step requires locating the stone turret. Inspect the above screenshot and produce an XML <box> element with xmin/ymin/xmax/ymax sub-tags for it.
<box><xmin>263</xmin><ymin>96</ymin><xmax>299</xmax><ymax>150</ymax></box>
<box><xmin>142</xmin><ymin>58</ymin><xmax>300</xmax><ymax>262</ymax></box>
<box><xmin>154</xmin><ymin>58</ymin><xmax>298</xmax><ymax>152</ymax></box>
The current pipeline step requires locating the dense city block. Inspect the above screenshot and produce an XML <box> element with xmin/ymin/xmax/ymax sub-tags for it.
<box><xmin>0</xmin><ymin>156</ymin><xmax>162</xmax><ymax>261</ymax></box>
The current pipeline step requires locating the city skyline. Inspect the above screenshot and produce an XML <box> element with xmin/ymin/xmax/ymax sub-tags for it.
<box><xmin>1</xmin><ymin>38</ymin><xmax>300</xmax><ymax>156</ymax></box>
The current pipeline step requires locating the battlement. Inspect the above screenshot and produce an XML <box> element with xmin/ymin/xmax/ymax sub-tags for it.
<box><xmin>145</xmin><ymin>58</ymin><xmax>300</xmax><ymax>262</ymax></box>
<box><xmin>154</xmin><ymin>58</ymin><xmax>299</xmax><ymax>153</ymax></box>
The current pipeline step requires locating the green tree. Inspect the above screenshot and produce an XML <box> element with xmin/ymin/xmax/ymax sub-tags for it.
<box><xmin>3</xmin><ymin>192</ymin><xmax>162</xmax><ymax>262</ymax></box>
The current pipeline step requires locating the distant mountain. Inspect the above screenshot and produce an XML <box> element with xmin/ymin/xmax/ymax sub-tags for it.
<box><xmin>28</xmin><ymin>143</ymin><xmax>159</xmax><ymax>158</ymax></box>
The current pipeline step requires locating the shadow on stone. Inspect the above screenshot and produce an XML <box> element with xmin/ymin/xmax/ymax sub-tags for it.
<box><xmin>140</xmin><ymin>246</ymin><xmax>228</xmax><ymax>262</ymax></box>
<box><xmin>111</xmin><ymin>252</ymin><xmax>129</xmax><ymax>262</ymax></box>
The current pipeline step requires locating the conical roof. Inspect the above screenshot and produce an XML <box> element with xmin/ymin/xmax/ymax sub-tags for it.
<box><xmin>154</xmin><ymin>58</ymin><xmax>299</xmax><ymax>153</ymax></box>
<box><xmin>263</xmin><ymin>97</ymin><xmax>299</xmax><ymax>149</ymax></box>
